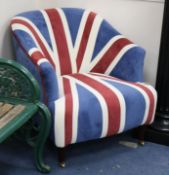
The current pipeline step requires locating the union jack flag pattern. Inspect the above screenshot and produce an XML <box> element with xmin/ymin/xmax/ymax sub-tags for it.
<box><xmin>11</xmin><ymin>8</ymin><xmax>157</xmax><ymax>147</ymax></box>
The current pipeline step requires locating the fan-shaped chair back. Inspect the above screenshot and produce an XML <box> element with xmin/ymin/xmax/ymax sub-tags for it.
<box><xmin>11</xmin><ymin>8</ymin><xmax>145</xmax><ymax>82</ymax></box>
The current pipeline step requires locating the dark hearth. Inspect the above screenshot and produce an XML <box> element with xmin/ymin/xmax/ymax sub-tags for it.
<box><xmin>146</xmin><ymin>0</ymin><xmax>169</xmax><ymax>145</ymax></box>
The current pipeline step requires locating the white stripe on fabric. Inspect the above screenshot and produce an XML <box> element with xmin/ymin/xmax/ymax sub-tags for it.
<box><xmin>69</xmin><ymin>81</ymin><xmax>79</xmax><ymax>144</ymax></box>
<box><xmin>57</xmin><ymin>76</ymin><xmax>65</xmax><ymax>98</ymax></box>
<box><xmin>40</xmin><ymin>10</ymin><xmax>61</xmax><ymax>76</ymax></box>
<box><xmin>57</xmin><ymin>8</ymin><xmax>77</xmax><ymax>74</ymax></box>
<box><xmin>37</xmin><ymin>58</ymin><xmax>49</xmax><ymax>65</ymax></box>
<box><xmin>63</xmin><ymin>75</ymin><xmax>109</xmax><ymax>138</ymax></box>
<box><xmin>54</xmin><ymin>97</ymin><xmax>66</xmax><ymax>147</ymax></box>
<box><xmin>28</xmin><ymin>47</ymin><xmax>41</xmax><ymax>55</ymax></box>
<box><xmin>90</xmin><ymin>73</ymin><xmax>150</xmax><ymax>125</ymax></box>
<box><xmin>137</xmin><ymin>82</ymin><xmax>157</xmax><ymax>124</ymax></box>
<box><xmin>88</xmin><ymin>35</ymin><xmax>125</xmax><ymax>71</ymax></box>
<box><xmin>83</xmin><ymin>73</ymin><xmax>126</xmax><ymax>133</ymax></box>
<box><xmin>79</xmin><ymin>14</ymin><xmax>103</xmax><ymax>73</ymax></box>
<box><xmin>105</xmin><ymin>44</ymin><xmax>137</xmax><ymax>75</ymax></box>
<box><xmin>12</xmin><ymin>17</ymin><xmax>55</xmax><ymax>62</ymax></box>
<box><xmin>74</xmin><ymin>10</ymin><xmax>91</xmax><ymax>59</ymax></box>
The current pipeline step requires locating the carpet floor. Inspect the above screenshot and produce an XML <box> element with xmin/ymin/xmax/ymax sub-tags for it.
<box><xmin>0</xmin><ymin>133</ymin><xmax>169</xmax><ymax>175</ymax></box>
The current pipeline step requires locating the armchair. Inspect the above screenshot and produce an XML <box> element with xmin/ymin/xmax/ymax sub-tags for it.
<box><xmin>11</xmin><ymin>8</ymin><xmax>157</xmax><ymax>167</ymax></box>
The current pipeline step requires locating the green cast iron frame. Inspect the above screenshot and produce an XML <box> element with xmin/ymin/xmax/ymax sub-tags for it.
<box><xmin>0</xmin><ymin>58</ymin><xmax>51</xmax><ymax>173</ymax></box>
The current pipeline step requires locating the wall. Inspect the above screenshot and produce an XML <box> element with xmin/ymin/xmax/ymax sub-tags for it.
<box><xmin>0</xmin><ymin>0</ymin><xmax>39</xmax><ymax>59</ymax></box>
<box><xmin>0</xmin><ymin>0</ymin><xmax>164</xmax><ymax>86</ymax></box>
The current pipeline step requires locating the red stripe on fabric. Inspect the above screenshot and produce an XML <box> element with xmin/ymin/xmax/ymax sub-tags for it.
<box><xmin>63</xmin><ymin>78</ymin><xmax>73</xmax><ymax>145</ymax></box>
<box><xmin>31</xmin><ymin>51</ymin><xmax>45</xmax><ymax>64</ymax></box>
<box><xmin>11</xmin><ymin>19</ymin><xmax>55</xmax><ymax>68</ymax></box>
<box><xmin>76</xmin><ymin>12</ymin><xmax>96</xmax><ymax>71</ymax></box>
<box><xmin>89</xmin><ymin>73</ymin><xmax>155</xmax><ymax>124</ymax></box>
<box><xmin>45</xmin><ymin>9</ymin><xmax>72</xmax><ymax>75</ymax></box>
<box><xmin>135</xmin><ymin>84</ymin><xmax>155</xmax><ymax>124</ymax></box>
<box><xmin>91</xmin><ymin>38</ymin><xmax>132</xmax><ymax>73</ymax></box>
<box><xmin>70</xmin><ymin>73</ymin><xmax>121</xmax><ymax>136</ymax></box>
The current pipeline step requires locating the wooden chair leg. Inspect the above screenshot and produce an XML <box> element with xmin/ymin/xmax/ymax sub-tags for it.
<box><xmin>137</xmin><ymin>125</ymin><xmax>147</xmax><ymax>146</ymax></box>
<box><xmin>58</xmin><ymin>147</ymin><xmax>66</xmax><ymax>168</ymax></box>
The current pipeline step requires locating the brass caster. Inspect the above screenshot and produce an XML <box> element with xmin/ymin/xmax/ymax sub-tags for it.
<box><xmin>138</xmin><ymin>140</ymin><xmax>145</xmax><ymax>146</ymax></box>
<box><xmin>59</xmin><ymin>162</ymin><xmax>66</xmax><ymax>168</ymax></box>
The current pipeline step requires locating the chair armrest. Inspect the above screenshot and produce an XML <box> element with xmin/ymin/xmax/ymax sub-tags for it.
<box><xmin>38</xmin><ymin>60</ymin><xmax>58</xmax><ymax>102</ymax></box>
<box><xmin>11</xmin><ymin>26</ymin><xmax>58</xmax><ymax>102</ymax></box>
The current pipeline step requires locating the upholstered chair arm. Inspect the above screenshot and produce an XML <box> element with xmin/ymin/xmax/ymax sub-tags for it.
<box><xmin>11</xmin><ymin>20</ymin><xmax>59</xmax><ymax>102</ymax></box>
<box><xmin>110</xmin><ymin>46</ymin><xmax>146</xmax><ymax>83</ymax></box>
<box><xmin>38</xmin><ymin>60</ymin><xmax>58</xmax><ymax>102</ymax></box>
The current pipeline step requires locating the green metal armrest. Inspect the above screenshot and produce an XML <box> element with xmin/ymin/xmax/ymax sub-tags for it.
<box><xmin>0</xmin><ymin>58</ymin><xmax>51</xmax><ymax>173</ymax></box>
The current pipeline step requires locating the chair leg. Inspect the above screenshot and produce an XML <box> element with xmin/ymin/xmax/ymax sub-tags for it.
<box><xmin>58</xmin><ymin>147</ymin><xmax>66</xmax><ymax>168</ymax></box>
<box><xmin>137</xmin><ymin>125</ymin><xmax>147</xmax><ymax>146</ymax></box>
<box><xmin>34</xmin><ymin>102</ymin><xmax>51</xmax><ymax>173</ymax></box>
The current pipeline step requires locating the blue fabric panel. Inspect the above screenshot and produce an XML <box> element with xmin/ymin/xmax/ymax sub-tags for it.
<box><xmin>110</xmin><ymin>47</ymin><xmax>145</xmax><ymax>82</ymax></box>
<box><xmin>62</xmin><ymin>8</ymin><xmax>84</xmax><ymax>46</ymax></box>
<box><xmin>76</xmin><ymin>84</ymin><xmax>102</xmax><ymax>142</ymax></box>
<box><xmin>104</xmin><ymin>79</ymin><xmax>146</xmax><ymax>131</ymax></box>
<box><xmin>39</xmin><ymin>62</ymin><xmax>59</xmax><ymax>102</ymax></box>
<box><xmin>14</xmin><ymin>30</ymin><xmax>37</xmax><ymax>51</ymax></box>
<box><xmin>92</xmin><ymin>20</ymin><xmax>120</xmax><ymax>60</ymax></box>
<box><xmin>48</xmin><ymin>101</ymin><xmax>55</xmax><ymax>142</ymax></box>
<box><xmin>17</xmin><ymin>10</ymin><xmax>52</xmax><ymax>49</ymax></box>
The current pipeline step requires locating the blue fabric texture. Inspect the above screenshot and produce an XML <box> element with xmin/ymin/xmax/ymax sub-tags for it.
<box><xmin>39</xmin><ymin>62</ymin><xmax>59</xmax><ymax>101</ymax></box>
<box><xmin>63</xmin><ymin>8</ymin><xmax>84</xmax><ymax>46</ymax></box>
<box><xmin>111</xmin><ymin>47</ymin><xmax>145</xmax><ymax>82</ymax></box>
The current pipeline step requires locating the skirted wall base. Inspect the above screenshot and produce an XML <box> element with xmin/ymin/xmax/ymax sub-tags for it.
<box><xmin>151</xmin><ymin>113</ymin><xmax>169</xmax><ymax>132</ymax></box>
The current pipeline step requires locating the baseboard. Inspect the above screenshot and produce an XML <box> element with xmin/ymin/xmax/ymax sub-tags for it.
<box><xmin>145</xmin><ymin>126</ymin><xmax>169</xmax><ymax>146</ymax></box>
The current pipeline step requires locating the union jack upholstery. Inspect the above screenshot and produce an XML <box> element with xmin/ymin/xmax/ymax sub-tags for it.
<box><xmin>11</xmin><ymin>8</ymin><xmax>157</xmax><ymax>148</ymax></box>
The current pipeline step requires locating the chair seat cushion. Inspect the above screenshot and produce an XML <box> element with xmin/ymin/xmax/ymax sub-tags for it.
<box><xmin>51</xmin><ymin>73</ymin><xmax>157</xmax><ymax>147</ymax></box>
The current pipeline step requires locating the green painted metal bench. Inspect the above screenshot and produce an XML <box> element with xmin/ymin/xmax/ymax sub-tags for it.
<box><xmin>0</xmin><ymin>58</ymin><xmax>51</xmax><ymax>173</ymax></box>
